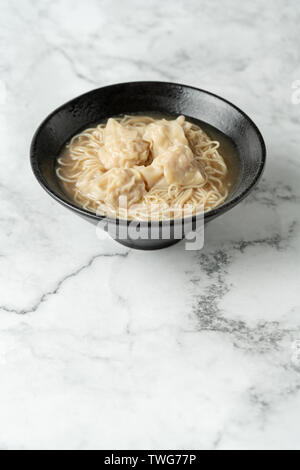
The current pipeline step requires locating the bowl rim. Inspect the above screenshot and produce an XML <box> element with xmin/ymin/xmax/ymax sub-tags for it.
<box><xmin>30</xmin><ymin>80</ymin><xmax>267</xmax><ymax>227</ymax></box>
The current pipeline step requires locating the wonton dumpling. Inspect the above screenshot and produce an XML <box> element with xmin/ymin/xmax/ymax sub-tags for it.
<box><xmin>152</xmin><ymin>145</ymin><xmax>204</xmax><ymax>186</ymax></box>
<box><xmin>137</xmin><ymin>165</ymin><xmax>164</xmax><ymax>190</ymax></box>
<box><xmin>98</xmin><ymin>119</ymin><xmax>149</xmax><ymax>170</ymax></box>
<box><xmin>77</xmin><ymin>168</ymin><xmax>146</xmax><ymax>208</ymax></box>
<box><xmin>143</xmin><ymin>116</ymin><xmax>188</xmax><ymax>158</ymax></box>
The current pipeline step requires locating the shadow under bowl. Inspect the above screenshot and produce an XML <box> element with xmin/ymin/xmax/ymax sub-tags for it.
<box><xmin>30</xmin><ymin>81</ymin><xmax>266</xmax><ymax>250</ymax></box>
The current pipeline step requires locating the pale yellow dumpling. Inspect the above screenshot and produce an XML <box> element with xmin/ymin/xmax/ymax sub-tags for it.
<box><xmin>98</xmin><ymin>118</ymin><xmax>150</xmax><ymax>170</ymax></box>
<box><xmin>143</xmin><ymin>116</ymin><xmax>188</xmax><ymax>158</ymax></box>
<box><xmin>137</xmin><ymin>165</ymin><xmax>164</xmax><ymax>190</ymax></box>
<box><xmin>152</xmin><ymin>144</ymin><xmax>205</xmax><ymax>186</ymax></box>
<box><xmin>77</xmin><ymin>168</ymin><xmax>146</xmax><ymax>208</ymax></box>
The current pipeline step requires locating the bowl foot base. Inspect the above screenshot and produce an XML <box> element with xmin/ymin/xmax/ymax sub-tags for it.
<box><xmin>114</xmin><ymin>238</ymin><xmax>182</xmax><ymax>251</ymax></box>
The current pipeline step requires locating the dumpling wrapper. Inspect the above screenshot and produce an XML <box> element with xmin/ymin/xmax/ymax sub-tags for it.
<box><xmin>152</xmin><ymin>145</ymin><xmax>205</xmax><ymax>186</ymax></box>
<box><xmin>137</xmin><ymin>165</ymin><xmax>164</xmax><ymax>190</ymax></box>
<box><xmin>98</xmin><ymin>118</ymin><xmax>149</xmax><ymax>170</ymax></box>
<box><xmin>143</xmin><ymin>116</ymin><xmax>188</xmax><ymax>159</ymax></box>
<box><xmin>77</xmin><ymin>168</ymin><xmax>146</xmax><ymax>209</ymax></box>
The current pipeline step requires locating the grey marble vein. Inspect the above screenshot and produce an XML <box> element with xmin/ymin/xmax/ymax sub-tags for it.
<box><xmin>0</xmin><ymin>252</ymin><xmax>129</xmax><ymax>316</ymax></box>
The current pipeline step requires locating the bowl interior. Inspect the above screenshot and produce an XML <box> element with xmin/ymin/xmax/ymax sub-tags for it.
<box><xmin>31</xmin><ymin>82</ymin><xmax>266</xmax><ymax>220</ymax></box>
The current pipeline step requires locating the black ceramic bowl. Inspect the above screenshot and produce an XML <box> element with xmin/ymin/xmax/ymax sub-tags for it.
<box><xmin>30</xmin><ymin>81</ymin><xmax>266</xmax><ymax>250</ymax></box>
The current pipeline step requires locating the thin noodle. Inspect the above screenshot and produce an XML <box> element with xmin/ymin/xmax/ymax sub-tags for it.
<box><xmin>56</xmin><ymin>115</ymin><xmax>230</xmax><ymax>220</ymax></box>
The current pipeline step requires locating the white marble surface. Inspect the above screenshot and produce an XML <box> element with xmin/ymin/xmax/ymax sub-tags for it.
<box><xmin>0</xmin><ymin>0</ymin><xmax>300</xmax><ymax>450</ymax></box>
